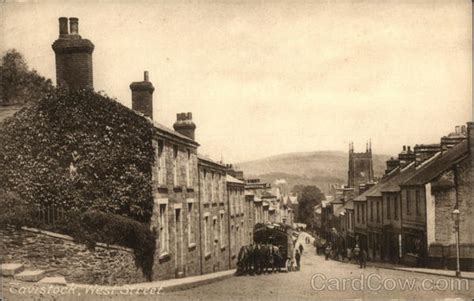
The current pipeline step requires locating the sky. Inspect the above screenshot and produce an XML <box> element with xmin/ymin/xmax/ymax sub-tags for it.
<box><xmin>1</xmin><ymin>0</ymin><xmax>472</xmax><ymax>163</ymax></box>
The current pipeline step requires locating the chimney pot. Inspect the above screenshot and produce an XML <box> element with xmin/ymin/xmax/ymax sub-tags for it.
<box><xmin>455</xmin><ymin>125</ymin><xmax>461</xmax><ymax>134</ymax></box>
<box><xmin>59</xmin><ymin>17</ymin><xmax>68</xmax><ymax>36</ymax></box>
<box><xmin>69</xmin><ymin>17</ymin><xmax>79</xmax><ymax>35</ymax></box>
<box><xmin>461</xmin><ymin>125</ymin><xmax>466</xmax><ymax>134</ymax></box>
<box><xmin>144</xmin><ymin>71</ymin><xmax>149</xmax><ymax>82</ymax></box>
<box><xmin>407</xmin><ymin>146</ymin><xmax>411</xmax><ymax>152</ymax></box>
<box><xmin>187</xmin><ymin>112</ymin><xmax>192</xmax><ymax>120</ymax></box>
<box><xmin>403</xmin><ymin>145</ymin><xmax>406</xmax><ymax>151</ymax></box>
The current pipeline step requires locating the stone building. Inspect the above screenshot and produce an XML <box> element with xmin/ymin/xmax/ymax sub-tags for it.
<box><xmin>47</xmin><ymin>17</ymin><xmax>265</xmax><ymax>280</ymax></box>
<box><xmin>226</xmin><ymin>174</ymin><xmax>246</xmax><ymax>268</ymax></box>
<box><xmin>400</xmin><ymin>124</ymin><xmax>472</xmax><ymax>270</ymax></box>
<box><xmin>197</xmin><ymin>156</ymin><xmax>229</xmax><ymax>274</ymax></box>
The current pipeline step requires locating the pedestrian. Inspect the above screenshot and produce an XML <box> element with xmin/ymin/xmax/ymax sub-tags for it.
<box><xmin>353</xmin><ymin>244</ymin><xmax>360</xmax><ymax>265</ymax></box>
<box><xmin>325</xmin><ymin>243</ymin><xmax>331</xmax><ymax>261</ymax></box>
<box><xmin>295</xmin><ymin>249</ymin><xmax>301</xmax><ymax>271</ymax></box>
<box><xmin>360</xmin><ymin>248</ymin><xmax>367</xmax><ymax>269</ymax></box>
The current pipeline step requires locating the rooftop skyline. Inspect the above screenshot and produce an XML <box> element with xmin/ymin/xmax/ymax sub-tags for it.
<box><xmin>1</xmin><ymin>1</ymin><xmax>472</xmax><ymax>162</ymax></box>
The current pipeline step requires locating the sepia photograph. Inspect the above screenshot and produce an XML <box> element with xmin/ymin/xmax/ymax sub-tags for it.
<box><xmin>0</xmin><ymin>0</ymin><xmax>473</xmax><ymax>300</ymax></box>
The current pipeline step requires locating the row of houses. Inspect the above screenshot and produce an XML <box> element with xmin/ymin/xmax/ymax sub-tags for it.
<box><xmin>0</xmin><ymin>17</ymin><xmax>295</xmax><ymax>280</ymax></box>
<box><xmin>316</xmin><ymin>124</ymin><xmax>473</xmax><ymax>271</ymax></box>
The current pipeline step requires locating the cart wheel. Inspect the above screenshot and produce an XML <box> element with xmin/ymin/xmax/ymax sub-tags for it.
<box><xmin>285</xmin><ymin>259</ymin><xmax>292</xmax><ymax>272</ymax></box>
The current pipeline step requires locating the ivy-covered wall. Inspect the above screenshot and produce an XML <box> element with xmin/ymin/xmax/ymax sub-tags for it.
<box><xmin>0</xmin><ymin>89</ymin><xmax>155</xmax><ymax>223</ymax></box>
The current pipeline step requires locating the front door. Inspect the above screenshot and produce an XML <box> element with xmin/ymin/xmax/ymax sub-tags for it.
<box><xmin>175</xmin><ymin>208</ymin><xmax>183</xmax><ymax>277</ymax></box>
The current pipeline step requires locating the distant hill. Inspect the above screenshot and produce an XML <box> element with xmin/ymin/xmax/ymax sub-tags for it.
<box><xmin>236</xmin><ymin>151</ymin><xmax>390</xmax><ymax>194</ymax></box>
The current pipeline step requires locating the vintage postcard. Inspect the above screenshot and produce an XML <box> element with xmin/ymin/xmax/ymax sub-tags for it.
<box><xmin>0</xmin><ymin>1</ymin><xmax>472</xmax><ymax>300</ymax></box>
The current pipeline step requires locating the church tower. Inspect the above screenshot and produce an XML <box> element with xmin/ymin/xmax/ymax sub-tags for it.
<box><xmin>348</xmin><ymin>141</ymin><xmax>374</xmax><ymax>195</ymax></box>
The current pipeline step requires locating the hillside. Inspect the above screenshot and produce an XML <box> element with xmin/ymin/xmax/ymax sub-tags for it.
<box><xmin>236</xmin><ymin>151</ymin><xmax>390</xmax><ymax>194</ymax></box>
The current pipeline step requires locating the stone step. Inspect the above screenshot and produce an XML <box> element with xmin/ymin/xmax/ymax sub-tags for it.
<box><xmin>14</xmin><ymin>269</ymin><xmax>46</xmax><ymax>282</ymax></box>
<box><xmin>38</xmin><ymin>276</ymin><xmax>67</xmax><ymax>286</ymax></box>
<box><xmin>1</xmin><ymin>263</ymin><xmax>24</xmax><ymax>276</ymax></box>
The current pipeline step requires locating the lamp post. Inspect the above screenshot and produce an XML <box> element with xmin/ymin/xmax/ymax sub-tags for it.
<box><xmin>452</xmin><ymin>208</ymin><xmax>461</xmax><ymax>277</ymax></box>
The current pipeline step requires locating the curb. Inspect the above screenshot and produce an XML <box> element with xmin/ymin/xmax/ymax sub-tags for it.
<box><xmin>160</xmin><ymin>270</ymin><xmax>236</xmax><ymax>292</ymax></box>
<box><xmin>371</xmin><ymin>265</ymin><xmax>474</xmax><ymax>281</ymax></box>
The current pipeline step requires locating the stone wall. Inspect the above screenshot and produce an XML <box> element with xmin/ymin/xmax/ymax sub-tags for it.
<box><xmin>1</xmin><ymin>227</ymin><xmax>146</xmax><ymax>285</ymax></box>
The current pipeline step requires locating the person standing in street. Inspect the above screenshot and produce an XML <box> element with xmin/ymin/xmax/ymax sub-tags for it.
<box><xmin>295</xmin><ymin>249</ymin><xmax>301</xmax><ymax>271</ymax></box>
<box><xmin>325</xmin><ymin>243</ymin><xmax>331</xmax><ymax>260</ymax></box>
<box><xmin>360</xmin><ymin>248</ymin><xmax>367</xmax><ymax>268</ymax></box>
<box><xmin>353</xmin><ymin>244</ymin><xmax>360</xmax><ymax>265</ymax></box>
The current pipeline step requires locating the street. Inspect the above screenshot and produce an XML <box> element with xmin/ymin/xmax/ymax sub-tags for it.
<box><xmin>3</xmin><ymin>235</ymin><xmax>473</xmax><ymax>300</ymax></box>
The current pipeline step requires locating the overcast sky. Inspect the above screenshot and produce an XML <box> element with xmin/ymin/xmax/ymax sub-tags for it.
<box><xmin>1</xmin><ymin>0</ymin><xmax>472</xmax><ymax>163</ymax></box>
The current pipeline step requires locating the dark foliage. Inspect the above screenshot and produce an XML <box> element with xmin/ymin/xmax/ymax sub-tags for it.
<box><xmin>0</xmin><ymin>88</ymin><xmax>155</xmax><ymax>223</ymax></box>
<box><xmin>293</xmin><ymin>185</ymin><xmax>325</xmax><ymax>228</ymax></box>
<box><xmin>0</xmin><ymin>49</ymin><xmax>54</xmax><ymax>105</ymax></box>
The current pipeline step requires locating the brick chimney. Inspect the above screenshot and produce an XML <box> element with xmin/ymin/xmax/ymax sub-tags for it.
<box><xmin>52</xmin><ymin>17</ymin><xmax>94</xmax><ymax>90</ymax></box>
<box><xmin>385</xmin><ymin>157</ymin><xmax>399</xmax><ymax>174</ymax></box>
<box><xmin>130</xmin><ymin>71</ymin><xmax>155</xmax><ymax>119</ymax></box>
<box><xmin>414</xmin><ymin>144</ymin><xmax>440</xmax><ymax>166</ymax></box>
<box><xmin>468</xmin><ymin>122</ymin><xmax>474</xmax><ymax>158</ymax></box>
<box><xmin>440</xmin><ymin>125</ymin><xmax>467</xmax><ymax>151</ymax></box>
<box><xmin>173</xmin><ymin>112</ymin><xmax>196</xmax><ymax>140</ymax></box>
<box><xmin>398</xmin><ymin>145</ymin><xmax>415</xmax><ymax>168</ymax></box>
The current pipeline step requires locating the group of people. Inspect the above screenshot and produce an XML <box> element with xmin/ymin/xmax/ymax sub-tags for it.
<box><xmin>236</xmin><ymin>243</ymin><xmax>283</xmax><ymax>275</ymax></box>
<box><xmin>322</xmin><ymin>242</ymin><xmax>367</xmax><ymax>268</ymax></box>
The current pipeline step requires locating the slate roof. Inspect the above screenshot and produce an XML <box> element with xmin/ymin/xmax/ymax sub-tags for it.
<box><xmin>354</xmin><ymin>170</ymin><xmax>399</xmax><ymax>201</ymax></box>
<box><xmin>402</xmin><ymin>140</ymin><xmax>468</xmax><ymax>186</ymax></box>
<box><xmin>379</xmin><ymin>162</ymin><xmax>416</xmax><ymax>193</ymax></box>
<box><xmin>226</xmin><ymin>174</ymin><xmax>244</xmax><ymax>184</ymax></box>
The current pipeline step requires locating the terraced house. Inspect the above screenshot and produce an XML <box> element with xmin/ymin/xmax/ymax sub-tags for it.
<box><xmin>0</xmin><ymin>17</ymin><xmax>264</xmax><ymax>282</ymax></box>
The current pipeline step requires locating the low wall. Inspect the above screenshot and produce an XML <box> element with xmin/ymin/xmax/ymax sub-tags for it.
<box><xmin>1</xmin><ymin>226</ymin><xmax>147</xmax><ymax>285</ymax></box>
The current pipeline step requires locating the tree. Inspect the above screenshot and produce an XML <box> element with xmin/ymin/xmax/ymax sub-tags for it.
<box><xmin>293</xmin><ymin>185</ymin><xmax>325</xmax><ymax>229</ymax></box>
<box><xmin>0</xmin><ymin>49</ymin><xmax>53</xmax><ymax>106</ymax></box>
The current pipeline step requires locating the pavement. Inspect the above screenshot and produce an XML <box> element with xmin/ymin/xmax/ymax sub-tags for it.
<box><xmin>2</xmin><ymin>232</ymin><xmax>474</xmax><ymax>300</ymax></box>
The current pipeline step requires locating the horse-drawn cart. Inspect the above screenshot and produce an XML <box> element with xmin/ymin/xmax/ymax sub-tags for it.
<box><xmin>253</xmin><ymin>223</ymin><xmax>295</xmax><ymax>272</ymax></box>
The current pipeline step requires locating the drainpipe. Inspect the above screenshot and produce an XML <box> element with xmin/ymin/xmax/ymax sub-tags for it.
<box><xmin>198</xmin><ymin>168</ymin><xmax>203</xmax><ymax>275</ymax></box>
<box><xmin>227</xmin><ymin>184</ymin><xmax>232</xmax><ymax>269</ymax></box>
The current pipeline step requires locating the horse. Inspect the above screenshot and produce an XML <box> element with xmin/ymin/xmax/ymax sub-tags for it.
<box><xmin>237</xmin><ymin>245</ymin><xmax>249</xmax><ymax>275</ymax></box>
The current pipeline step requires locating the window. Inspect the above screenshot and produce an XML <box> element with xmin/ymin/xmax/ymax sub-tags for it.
<box><xmin>387</xmin><ymin>196</ymin><xmax>391</xmax><ymax>219</ymax></box>
<box><xmin>406</xmin><ymin>190</ymin><xmax>411</xmax><ymax>215</ymax></box>
<box><xmin>187</xmin><ymin>203</ymin><xmax>194</xmax><ymax>246</ymax></box>
<box><xmin>213</xmin><ymin>217</ymin><xmax>218</xmax><ymax>247</ymax></box>
<box><xmin>173</xmin><ymin>145</ymin><xmax>178</xmax><ymax>186</ymax></box>
<box><xmin>202</xmin><ymin>171</ymin><xmax>207</xmax><ymax>202</ymax></box>
<box><xmin>357</xmin><ymin>204</ymin><xmax>360</xmax><ymax>223</ymax></box>
<box><xmin>157</xmin><ymin>140</ymin><xmax>166</xmax><ymax>184</ymax></box>
<box><xmin>186</xmin><ymin>149</ymin><xmax>191</xmax><ymax>187</ymax></box>
<box><xmin>362</xmin><ymin>204</ymin><xmax>365</xmax><ymax>223</ymax></box>
<box><xmin>217</xmin><ymin>173</ymin><xmax>222</xmax><ymax>202</ymax></box>
<box><xmin>371</xmin><ymin>201</ymin><xmax>374</xmax><ymax>222</ymax></box>
<box><xmin>204</xmin><ymin>215</ymin><xmax>209</xmax><ymax>255</ymax></box>
<box><xmin>241</xmin><ymin>221</ymin><xmax>244</xmax><ymax>246</ymax></box>
<box><xmin>210</xmin><ymin>172</ymin><xmax>215</xmax><ymax>203</ymax></box>
<box><xmin>219</xmin><ymin>212</ymin><xmax>224</xmax><ymax>247</ymax></box>
<box><xmin>415</xmin><ymin>190</ymin><xmax>420</xmax><ymax>215</ymax></box>
<box><xmin>376</xmin><ymin>202</ymin><xmax>380</xmax><ymax>223</ymax></box>
<box><xmin>159</xmin><ymin>204</ymin><xmax>169</xmax><ymax>254</ymax></box>
<box><xmin>394</xmin><ymin>195</ymin><xmax>398</xmax><ymax>220</ymax></box>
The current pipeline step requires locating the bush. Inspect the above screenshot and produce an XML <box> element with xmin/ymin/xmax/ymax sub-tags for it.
<box><xmin>0</xmin><ymin>190</ymin><xmax>39</xmax><ymax>229</ymax></box>
<box><xmin>56</xmin><ymin>210</ymin><xmax>156</xmax><ymax>281</ymax></box>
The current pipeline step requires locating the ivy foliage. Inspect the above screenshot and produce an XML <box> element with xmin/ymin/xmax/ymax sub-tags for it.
<box><xmin>0</xmin><ymin>88</ymin><xmax>155</xmax><ymax>223</ymax></box>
